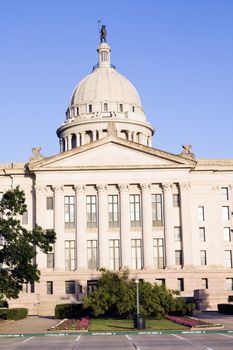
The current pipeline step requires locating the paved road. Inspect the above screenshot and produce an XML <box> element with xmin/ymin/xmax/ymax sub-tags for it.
<box><xmin>1</xmin><ymin>333</ymin><xmax>233</xmax><ymax>350</ymax></box>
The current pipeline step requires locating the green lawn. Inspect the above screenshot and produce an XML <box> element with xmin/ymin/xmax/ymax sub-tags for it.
<box><xmin>88</xmin><ymin>318</ymin><xmax>188</xmax><ymax>331</ymax></box>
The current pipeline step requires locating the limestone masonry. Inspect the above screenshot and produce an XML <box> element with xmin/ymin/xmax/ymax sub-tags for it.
<box><xmin>1</xmin><ymin>31</ymin><xmax>233</xmax><ymax>315</ymax></box>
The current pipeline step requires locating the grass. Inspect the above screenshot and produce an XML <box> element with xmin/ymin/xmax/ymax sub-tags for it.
<box><xmin>88</xmin><ymin>318</ymin><xmax>189</xmax><ymax>331</ymax></box>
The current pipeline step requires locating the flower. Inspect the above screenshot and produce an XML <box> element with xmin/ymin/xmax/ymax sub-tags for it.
<box><xmin>166</xmin><ymin>315</ymin><xmax>221</xmax><ymax>328</ymax></box>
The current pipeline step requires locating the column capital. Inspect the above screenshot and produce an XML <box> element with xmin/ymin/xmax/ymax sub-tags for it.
<box><xmin>179</xmin><ymin>182</ymin><xmax>191</xmax><ymax>191</ymax></box>
<box><xmin>140</xmin><ymin>183</ymin><xmax>151</xmax><ymax>192</ymax></box>
<box><xmin>74</xmin><ymin>184</ymin><xmax>86</xmax><ymax>194</ymax></box>
<box><xmin>96</xmin><ymin>184</ymin><xmax>108</xmax><ymax>192</ymax></box>
<box><xmin>52</xmin><ymin>185</ymin><xmax>64</xmax><ymax>193</ymax></box>
<box><xmin>35</xmin><ymin>184</ymin><xmax>46</xmax><ymax>193</ymax></box>
<box><xmin>212</xmin><ymin>184</ymin><xmax>220</xmax><ymax>192</ymax></box>
<box><xmin>118</xmin><ymin>183</ymin><xmax>129</xmax><ymax>192</ymax></box>
<box><xmin>161</xmin><ymin>183</ymin><xmax>174</xmax><ymax>192</ymax></box>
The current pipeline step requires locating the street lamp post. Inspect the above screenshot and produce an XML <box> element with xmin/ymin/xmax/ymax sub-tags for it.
<box><xmin>135</xmin><ymin>278</ymin><xmax>140</xmax><ymax>316</ymax></box>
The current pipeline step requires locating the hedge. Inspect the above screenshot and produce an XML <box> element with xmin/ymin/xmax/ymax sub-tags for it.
<box><xmin>217</xmin><ymin>304</ymin><xmax>233</xmax><ymax>315</ymax></box>
<box><xmin>6</xmin><ymin>308</ymin><xmax>28</xmax><ymax>320</ymax></box>
<box><xmin>55</xmin><ymin>303</ymin><xmax>88</xmax><ymax>319</ymax></box>
<box><xmin>0</xmin><ymin>309</ymin><xmax>7</xmax><ymax>319</ymax></box>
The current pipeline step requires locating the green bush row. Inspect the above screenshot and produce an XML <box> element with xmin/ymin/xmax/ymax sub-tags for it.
<box><xmin>0</xmin><ymin>308</ymin><xmax>28</xmax><ymax>320</ymax></box>
<box><xmin>0</xmin><ymin>300</ymin><xmax>8</xmax><ymax>308</ymax></box>
<box><xmin>55</xmin><ymin>303</ymin><xmax>88</xmax><ymax>319</ymax></box>
<box><xmin>218</xmin><ymin>304</ymin><xmax>233</xmax><ymax>315</ymax></box>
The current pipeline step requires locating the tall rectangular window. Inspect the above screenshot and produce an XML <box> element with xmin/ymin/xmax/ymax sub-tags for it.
<box><xmin>199</xmin><ymin>227</ymin><xmax>206</xmax><ymax>242</ymax></box>
<box><xmin>22</xmin><ymin>210</ymin><xmax>28</xmax><ymax>225</ymax></box>
<box><xmin>224</xmin><ymin>227</ymin><xmax>231</xmax><ymax>242</ymax></box>
<box><xmin>108</xmin><ymin>195</ymin><xmax>119</xmax><ymax>228</ymax></box>
<box><xmin>200</xmin><ymin>250</ymin><xmax>207</xmax><ymax>265</ymax></box>
<box><xmin>175</xmin><ymin>250</ymin><xmax>183</xmax><ymax>266</ymax></box>
<box><xmin>173</xmin><ymin>194</ymin><xmax>180</xmax><ymax>207</ymax></box>
<box><xmin>130</xmin><ymin>195</ymin><xmax>141</xmax><ymax>227</ymax></box>
<box><xmin>103</xmin><ymin>103</ymin><xmax>108</xmax><ymax>111</ymax></box>
<box><xmin>88</xmin><ymin>104</ymin><xmax>92</xmax><ymax>113</ymax></box>
<box><xmin>224</xmin><ymin>250</ymin><xmax>232</xmax><ymax>268</ymax></box>
<box><xmin>226</xmin><ymin>278</ymin><xmax>233</xmax><ymax>291</ymax></box>
<box><xmin>153</xmin><ymin>238</ymin><xmax>164</xmax><ymax>269</ymax></box>
<box><xmin>174</xmin><ymin>227</ymin><xmax>182</xmax><ymax>241</ymax></box>
<box><xmin>46</xmin><ymin>197</ymin><xmax>54</xmax><ymax>210</ymax></box>
<box><xmin>201</xmin><ymin>278</ymin><xmax>208</xmax><ymax>289</ymax></box>
<box><xmin>109</xmin><ymin>239</ymin><xmax>120</xmax><ymax>270</ymax></box>
<box><xmin>177</xmin><ymin>278</ymin><xmax>184</xmax><ymax>291</ymax></box>
<box><xmin>86</xmin><ymin>195</ymin><xmax>97</xmax><ymax>228</ymax></box>
<box><xmin>65</xmin><ymin>280</ymin><xmax>75</xmax><ymax>294</ymax></box>
<box><xmin>222</xmin><ymin>206</ymin><xmax>230</xmax><ymax>221</ymax></box>
<box><xmin>47</xmin><ymin>245</ymin><xmax>54</xmax><ymax>268</ymax></box>
<box><xmin>65</xmin><ymin>240</ymin><xmax>75</xmax><ymax>271</ymax></box>
<box><xmin>198</xmin><ymin>206</ymin><xmax>205</xmax><ymax>221</ymax></box>
<box><xmin>64</xmin><ymin>196</ymin><xmax>75</xmax><ymax>228</ymax></box>
<box><xmin>47</xmin><ymin>281</ymin><xmax>53</xmax><ymax>295</ymax></box>
<box><xmin>152</xmin><ymin>194</ymin><xmax>163</xmax><ymax>226</ymax></box>
<box><xmin>131</xmin><ymin>239</ymin><xmax>142</xmax><ymax>269</ymax></box>
<box><xmin>119</xmin><ymin>103</ymin><xmax>123</xmax><ymax>112</ymax></box>
<box><xmin>221</xmin><ymin>187</ymin><xmax>229</xmax><ymax>201</ymax></box>
<box><xmin>87</xmin><ymin>240</ymin><xmax>97</xmax><ymax>269</ymax></box>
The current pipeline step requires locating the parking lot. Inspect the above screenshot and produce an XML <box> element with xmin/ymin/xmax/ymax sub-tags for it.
<box><xmin>1</xmin><ymin>332</ymin><xmax>233</xmax><ymax>350</ymax></box>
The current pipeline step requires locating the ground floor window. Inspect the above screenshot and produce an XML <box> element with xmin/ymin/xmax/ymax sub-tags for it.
<box><xmin>109</xmin><ymin>239</ymin><xmax>120</xmax><ymax>270</ymax></box>
<box><xmin>47</xmin><ymin>281</ymin><xmax>53</xmax><ymax>295</ymax></box>
<box><xmin>87</xmin><ymin>280</ymin><xmax>98</xmax><ymax>295</ymax></box>
<box><xmin>65</xmin><ymin>280</ymin><xmax>75</xmax><ymax>294</ymax></box>
<box><xmin>177</xmin><ymin>278</ymin><xmax>184</xmax><ymax>291</ymax></box>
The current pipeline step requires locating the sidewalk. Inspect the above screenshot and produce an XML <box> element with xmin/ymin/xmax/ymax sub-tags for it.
<box><xmin>193</xmin><ymin>312</ymin><xmax>233</xmax><ymax>330</ymax></box>
<box><xmin>0</xmin><ymin>316</ymin><xmax>58</xmax><ymax>334</ymax></box>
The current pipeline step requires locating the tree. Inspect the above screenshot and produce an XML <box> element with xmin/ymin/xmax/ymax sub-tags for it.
<box><xmin>0</xmin><ymin>186</ymin><xmax>56</xmax><ymax>299</ymax></box>
<box><xmin>83</xmin><ymin>269</ymin><xmax>195</xmax><ymax>318</ymax></box>
<box><xmin>83</xmin><ymin>269</ymin><xmax>135</xmax><ymax>318</ymax></box>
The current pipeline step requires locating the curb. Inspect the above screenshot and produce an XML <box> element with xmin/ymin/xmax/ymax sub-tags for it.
<box><xmin>0</xmin><ymin>329</ymin><xmax>233</xmax><ymax>338</ymax></box>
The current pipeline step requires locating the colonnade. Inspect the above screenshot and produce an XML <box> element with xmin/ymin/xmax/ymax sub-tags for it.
<box><xmin>35</xmin><ymin>182</ymin><xmax>192</xmax><ymax>271</ymax></box>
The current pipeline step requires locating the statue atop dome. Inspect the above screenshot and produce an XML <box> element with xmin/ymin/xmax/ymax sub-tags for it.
<box><xmin>100</xmin><ymin>25</ymin><xmax>107</xmax><ymax>43</ymax></box>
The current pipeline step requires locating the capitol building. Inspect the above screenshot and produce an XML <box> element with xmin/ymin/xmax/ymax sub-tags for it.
<box><xmin>1</xmin><ymin>30</ymin><xmax>233</xmax><ymax>315</ymax></box>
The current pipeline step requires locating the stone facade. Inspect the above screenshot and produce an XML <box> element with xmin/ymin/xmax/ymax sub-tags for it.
<box><xmin>1</xmin><ymin>35</ymin><xmax>233</xmax><ymax>315</ymax></box>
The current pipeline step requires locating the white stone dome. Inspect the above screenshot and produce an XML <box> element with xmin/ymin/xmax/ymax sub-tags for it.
<box><xmin>57</xmin><ymin>37</ymin><xmax>154</xmax><ymax>152</ymax></box>
<box><xmin>70</xmin><ymin>67</ymin><xmax>142</xmax><ymax>112</ymax></box>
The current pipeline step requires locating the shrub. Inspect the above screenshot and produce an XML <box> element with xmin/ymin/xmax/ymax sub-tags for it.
<box><xmin>0</xmin><ymin>300</ymin><xmax>8</xmax><ymax>308</ymax></box>
<box><xmin>55</xmin><ymin>303</ymin><xmax>88</xmax><ymax>319</ymax></box>
<box><xmin>0</xmin><ymin>309</ymin><xmax>7</xmax><ymax>319</ymax></box>
<box><xmin>218</xmin><ymin>304</ymin><xmax>233</xmax><ymax>315</ymax></box>
<box><xmin>6</xmin><ymin>308</ymin><xmax>28</xmax><ymax>320</ymax></box>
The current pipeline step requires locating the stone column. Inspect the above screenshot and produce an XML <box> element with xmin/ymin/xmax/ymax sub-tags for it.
<box><xmin>211</xmin><ymin>185</ymin><xmax>223</xmax><ymax>266</ymax></box>
<box><xmin>53</xmin><ymin>185</ymin><xmax>65</xmax><ymax>270</ymax></box>
<box><xmin>179</xmin><ymin>183</ymin><xmax>193</xmax><ymax>267</ymax></box>
<box><xmin>76</xmin><ymin>133</ymin><xmax>80</xmax><ymax>147</ymax></box>
<box><xmin>75</xmin><ymin>185</ymin><xmax>87</xmax><ymax>270</ymax></box>
<box><xmin>35</xmin><ymin>185</ymin><xmax>46</xmax><ymax>269</ymax></box>
<box><xmin>59</xmin><ymin>139</ymin><xmax>64</xmax><ymax>153</ymax></box>
<box><xmin>93</xmin><ymin>130</ymin><xmax>97</xmax><ymax>142</ymax></box>
<box><xmin>141</xmin><ymin>183</ymin><xmax>153</xmax><ymax>269</ymax></box>
<box><xmin>68</xmin><ymin>135</ymin><xmax>72</xmax><ymax>150</ymax></box>
<box><xmin>119</xmin><ymin>184</ymin><xmax>131</xmax><ymax>268</ymax></box>
<box><xmin>97</xmin><ymin>184</ymin><xmax>109</xmax><ymax>268</ymax></box>
<box><xmin>81</xmin><ymin>132</ymin><xmax>85</xmax><ymax>146</ymax></box>
<box><xmin>64</xmin><ymin>137</ymin><xmax>68</xmax><ymax>151</ymax></box>
<box><xmin>162</xmin><ymin>183</ymin><xmax>175</xmax><ymax>268</ymax></box>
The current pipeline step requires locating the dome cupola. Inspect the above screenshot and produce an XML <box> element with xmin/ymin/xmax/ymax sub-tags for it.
<box><xmin>57</xmin><ymin>27</ymin><xmax>154</xmax><ymax>152</ymax></box>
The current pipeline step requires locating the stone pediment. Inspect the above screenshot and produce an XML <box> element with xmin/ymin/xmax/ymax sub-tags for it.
<box><xmin>28</xmin><ymin>136</ymin><xmax>196</xmax><ymax>171</ymax></box>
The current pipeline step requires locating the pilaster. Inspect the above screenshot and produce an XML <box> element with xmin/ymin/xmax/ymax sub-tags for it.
<box><xmin>141</xmin><ymin>183</ymin><xmax>153</xmax><ymax>269</ymax></box>
<box><xmin>119</xmin><ymin>183</ymin><xmax>131</xmax><ymax>268</ymax></box>
<box><xmin>162</xmin><ymin>183</ymin><xmax>175</xmax><ymax>268</ymax></box>
<box><xmin>97</xmin><ymin>184</ymin><xmax>109</xmax><ymax>268</ymax></box>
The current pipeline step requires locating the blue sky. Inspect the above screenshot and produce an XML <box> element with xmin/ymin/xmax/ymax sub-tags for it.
<box><xmin>0</xmin><ymin>0</ymin><xmax>232</xmax><ymax>162</ymax></box>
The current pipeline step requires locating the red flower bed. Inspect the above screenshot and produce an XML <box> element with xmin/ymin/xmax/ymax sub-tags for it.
<box><xmin>53</xmin><ymin>317</ymin><xmax>91</xmax><ymax>330</ymax></box>
<box><xmin>166</xmin><ymin>315</ymin><xmax>221</xmax><ymax>328</ymax></box>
